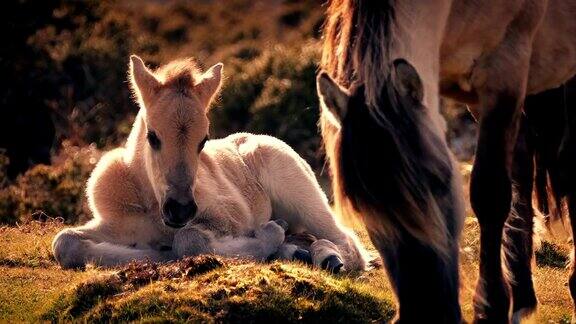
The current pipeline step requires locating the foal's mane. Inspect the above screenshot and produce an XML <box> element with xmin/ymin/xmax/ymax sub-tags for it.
<box><xmin>155</xmin><ymin>58</ymin><xmax>203</xmax><ymax>94</ymax></box>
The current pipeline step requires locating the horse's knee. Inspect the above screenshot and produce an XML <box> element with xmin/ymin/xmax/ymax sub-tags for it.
<box><xmin>173</xmin><ymin>227</ymin><xmax>211</xmax><ymax>258</ymax></box>
<box><xmin>52</xmin><ymin>229</ymin><xmax>88</xmax><ymax>269</ymax></box>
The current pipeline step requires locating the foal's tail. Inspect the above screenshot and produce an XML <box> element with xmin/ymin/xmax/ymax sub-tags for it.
<box><xmin>528</xmin><ymin>78</ymin><xmax>576</xmax><ymax>237</ymax></box>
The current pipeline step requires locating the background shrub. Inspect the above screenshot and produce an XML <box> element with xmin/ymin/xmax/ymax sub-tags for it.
<box><xmin>0</xmin><ymin>0</ymin><xmax>474</xmax><ymax>224</ymax></box>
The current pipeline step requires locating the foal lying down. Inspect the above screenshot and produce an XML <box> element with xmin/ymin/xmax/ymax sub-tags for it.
<box><xmin>52</xmin><ymin>55</ymin><xmax>367</xmax><ymax>272</ymax></box>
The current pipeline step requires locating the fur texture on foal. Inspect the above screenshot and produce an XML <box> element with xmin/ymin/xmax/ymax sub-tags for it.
<box><xmin>52</xmin><ymin>55</ymin><xmax>368</xmax><ymax>272</ymax></box>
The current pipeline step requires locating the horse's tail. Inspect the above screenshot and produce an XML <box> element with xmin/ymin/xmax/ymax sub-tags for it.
<box><xmin>533</xmin><ymin>149</ymin><xmax>570</xmax><ymax>237</ymax></box>
<box><xmin>528</xmin><ymin>79</ymin><xmax>576</xmax><ymax>238</ymax></box>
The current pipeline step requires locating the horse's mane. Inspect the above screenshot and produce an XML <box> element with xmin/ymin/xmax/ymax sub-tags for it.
<box><xmin>321</xmin><ymin>0</ymin><xmax>455</xmax><ymax>255</ymax></box>
<box><xmin>322</xmin><ymin>0</ymin><xmax>394</xmax><ymax>107</ymax></box>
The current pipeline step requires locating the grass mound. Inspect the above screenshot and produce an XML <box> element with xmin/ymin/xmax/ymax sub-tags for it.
<box><xmin>43</xmin><ymin>256</ymin><xmax>394</xmax><ymax>323</ymax></box>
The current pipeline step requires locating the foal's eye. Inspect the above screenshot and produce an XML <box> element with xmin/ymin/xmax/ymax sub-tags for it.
<box><xmin>198</xmin><ymin>135</ymin><xmax>208</xmax><ymax>153</ymax></box>
<box><xmin>147</xmin><ymin>131</ymin><xmax>161</xmax><ymax>150</ymax></box>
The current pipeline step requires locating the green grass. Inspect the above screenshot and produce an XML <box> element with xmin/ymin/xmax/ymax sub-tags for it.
<box><xmin>0</xmin><ymin>222</ymin><xmax>101</xmax><ymax>321</ymax></box>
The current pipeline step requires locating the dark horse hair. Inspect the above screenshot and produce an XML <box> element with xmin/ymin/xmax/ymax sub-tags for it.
<box><xmin>501</xmin><ymin>77</ymin><xmax>576</xmax><ymax>318</ymax></box>
<box><xmin>321</xmin><ymin>0</ymin><xmax>461</xmax><ymax>255</ymax></box>
<box><xmin>529</xmin><ymin>78</ymin><xmax>576</xmax><ymax>227</ymax></box>
<box><xmin>338</xmin><ymin>70</ymin><xmax>456</xmax><ymax>252</ymax></box>
<box><xmin>322</xmin><ymin>0</ymin><xmax>394</xmax><ymax>104</ymax></box>
<box><xmin>319</xmin><ymin>1</ymin><xmax>463</xmax><ymax>322</ymax></box>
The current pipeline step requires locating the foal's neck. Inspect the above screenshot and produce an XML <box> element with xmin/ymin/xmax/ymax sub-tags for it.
<box><xmin>124</xmin><ymin>110</ymin><xmax>157</xmax><ymax>206</ymax></box>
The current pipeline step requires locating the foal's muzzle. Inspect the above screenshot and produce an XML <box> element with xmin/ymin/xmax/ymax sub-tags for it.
<box><xmin>162</xmin><ymin>198</ymin><xmax>197</xmax><ymax>228</ymax></box>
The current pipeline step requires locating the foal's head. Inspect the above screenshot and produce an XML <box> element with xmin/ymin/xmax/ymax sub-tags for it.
<box><xmin>129</xmin><ymin>55</ymin><xmax>223</xmax><ymax>228</ymax></box>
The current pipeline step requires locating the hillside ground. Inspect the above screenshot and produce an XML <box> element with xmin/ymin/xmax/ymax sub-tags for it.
<box><xmin>0</xmin><ymin>164</ymin><xmax>573</xmax><ymax>322</ymax></box>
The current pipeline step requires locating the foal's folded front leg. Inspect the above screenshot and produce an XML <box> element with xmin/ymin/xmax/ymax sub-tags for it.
<box><xmin>53</xmin><ymin>226</ymin><xmax>175</xmax><ymax>269</ymax></box>
<box><xmin>173</xmin><ymin>220</ymin><xmax>286</xmax><ymax>261</ymax></box>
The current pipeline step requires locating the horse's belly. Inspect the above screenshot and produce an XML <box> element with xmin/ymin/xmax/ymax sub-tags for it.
<box><xmin>527</xmin><ymin>2</ymin><xmax>576</xmax><ymax>94</ymax></box>
<box><xmin>439</xmin><ymin>46</ymin><xmax>483</xmax><ymax>104</ymax></box>
<box><xmin>242</xmin><ymin>183</ymin><xmax>273</xmax><ymax>229</ymax></box>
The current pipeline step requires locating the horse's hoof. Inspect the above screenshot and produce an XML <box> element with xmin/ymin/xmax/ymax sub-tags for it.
<box><xmin>321</xmin><ymin>255</ymin><xmax>344</xmax><ymax>274</ymax></box>
<box><xmin>273</xmin><ymin>219</ymin><xmax>289</xmax><ymax>231</ymax></box>
<box><xmin>293</xmin><ymin>248</ymin><xmax>313</xmax><ymax>264</ymax></box>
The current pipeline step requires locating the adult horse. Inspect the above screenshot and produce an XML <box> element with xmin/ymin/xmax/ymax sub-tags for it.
<box><xmin>316</xmin><ymin>0</ymin><xmax>576</xmax><ymax>322</ymax></box>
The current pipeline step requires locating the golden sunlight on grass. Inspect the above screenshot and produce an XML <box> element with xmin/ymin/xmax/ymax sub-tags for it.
<box><xmin>0</xmin><ymin>163</ymin><xmax>573</xmax><ymax>322</ymax></box>
<box><xmin>0</xmin><ymin>223</ymin><xmax>102</xmax><ymax>321</ymax></box>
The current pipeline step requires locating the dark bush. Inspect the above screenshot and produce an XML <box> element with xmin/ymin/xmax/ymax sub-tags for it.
<box><xmin>0</xmin><ymin>143</ymin><xmax>100</xmax><ymax>224</ymax></box>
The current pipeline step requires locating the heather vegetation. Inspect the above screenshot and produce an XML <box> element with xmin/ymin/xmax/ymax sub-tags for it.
<box><xmin>1</xmin><ymin>0</ymin><xmax>327</xmax><ymax>225</ymax></box>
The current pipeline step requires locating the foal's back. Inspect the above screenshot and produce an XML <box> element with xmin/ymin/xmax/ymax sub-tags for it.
<box><xmin>193</xmin><ymin>133</ymin><xmax>278</xmax><ymax>234</ymax></box>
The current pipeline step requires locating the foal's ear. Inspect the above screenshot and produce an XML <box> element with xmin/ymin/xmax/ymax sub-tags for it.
<box><xmin>392</xmin><ymin>58</ymin><xmax>424</xmax><ymax>103</ymax></box>
<box><xmin>129</xmin><ymin>55</ymin><xmax>160</xmax><ymax>107</ymax></box>
<box><xmin>195</xmin><ymin>63</ymin><xmax>223</xmax><ymax>111</ymax></box>
<box><xmin>317</xmin><ymin>71</ymin><xmax>349</xmax><ymax>122</ymax></box>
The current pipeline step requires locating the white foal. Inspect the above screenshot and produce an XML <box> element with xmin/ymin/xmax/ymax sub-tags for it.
<box><xmin>52</xmin><ymin>55</ymin><xmax>368</xmax><ymax>272</ymax></box>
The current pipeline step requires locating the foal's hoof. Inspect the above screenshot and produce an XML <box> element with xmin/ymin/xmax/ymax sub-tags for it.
<box><xmin>321</xmin><ymin>255</ymin><xmax>344</xmax><ymax>274</ymax></box>
<box><xmin>293</xmin><ymin>248</ymin><xmax>313</xmax><ymax>264</ymax></box>
<box><xmin>273</xmin><ymin>219</ymin><xmax>289</xmax><ymax>231</ymax></box>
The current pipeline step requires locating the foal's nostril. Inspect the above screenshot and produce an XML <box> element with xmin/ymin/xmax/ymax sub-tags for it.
<box><xmin>162</xmin><ymin>198</ymin><xmax>198</xmax><ymax>227</ymax></box>
<box><xmin>183</xmin><ymin>200</ymin><xmax>198</xmax><ymax>217</ymax></box>
<box><xmin>162</xmin><ymin>198</ymin><xmax>176</xmax><ymax>218</ymax></box>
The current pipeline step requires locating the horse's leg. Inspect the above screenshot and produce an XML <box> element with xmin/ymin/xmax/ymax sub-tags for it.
<box><xmin>252</xmin><ymin>140</ymin><xmax>368</xmax><ymax>271</ymax></box>
<box><xmin>502</xmin><ymin>116</ymin><xmax>538</xmax><ymax>323</ymax></box>
<box><xmin>471</xmin><ymin>90</ymin><xmax>524</xmax><ymax>322</ymax></box>
<box><xmin>270</xmin><ymin>232</ymin><xmax>317</xmax><ymax>264</ymax></box>
<box><xmin>468</xmin><ymin>10</ymin><xmax>542</xmax><ymax>316</ymax></box>
<box><xmin>53</xmin><ymin>221</ymin><xmax>174</xmax><ymax>269</ymax></box>
<box><xmin>174</xmin><ymin>220</ymin><xmax>286</xmax><ymax>261</ymax></box>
